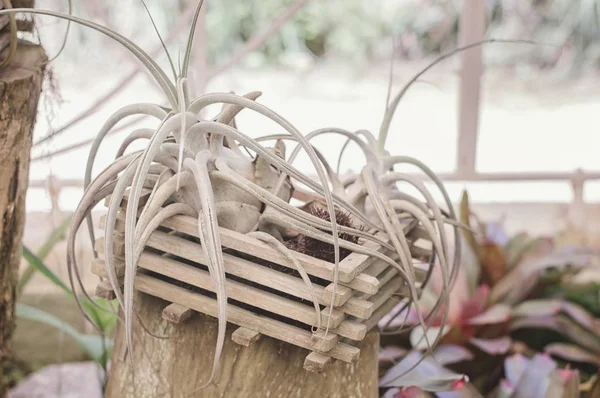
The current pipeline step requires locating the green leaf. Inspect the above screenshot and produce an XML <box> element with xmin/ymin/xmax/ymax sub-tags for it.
<box><xmin>21</xmin><ymin>246</ymin><xmax>72</xmax><ymax>298</ymax></box>
<box><xmin>459</xmin><ymin>190</ymin><xmax>481</xmax><ymax>260</ymax></box>
<box><xmin>18</xmin><ymin>215</ymin><xmax>72</xmax><ymax>295</ymax></box>
<box><xmin>546</xmin><ymin>368</ymin><xmax>580</xmax><ymax>398</ymax></box>
<box><xmin>586</xmin><ymin>374</ymin><xmax>600</xmax><ymax>398</ymax></box>
<box><xmin>82</xmin><ymin>298</ymin><xmax>118</xmax><ymax>334</ymax></box>
<box><xmin>504</xmin><ymin>233</ymin><xmax>541</xmax><ymax>269</ymax></box>
<box><xmin>15</xmin><ymin>303</ymin><xmax>111</xmax><ymax>362</ymax></box>
<box><xmin>20</xmin><ymin>245</ymin><xmax>117</xmax><ymax>336</ymax></box>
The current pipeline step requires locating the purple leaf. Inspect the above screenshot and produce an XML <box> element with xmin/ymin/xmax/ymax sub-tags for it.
<box><xmin>466</xmin><ymin>304</ymin><xmax>511</xmax><ymax>325</ymax></box>
<box><xmin>469</xmin><ymin>336</ymin><xmax>512</xmax><ymax>355</ymax></box>
<box><xmin>504</xmin><ymin>353</ymin><xmax>529</xmax><ymax>387</ymax></box>
<box><xmin>437</xmin><ymin>383</ymin><xmax>483</xmax><ymax>398</ymax></box>
<box><xmin>392</xmin><ymin>386</ymin><xmax>431</xmax><ymax>398</ymax></box>
<box><xmin>432</xmin><ymin>345</ymin><xmax>474</xmax><ymax>366</ymax></box>
<box><xmin>513</xmin><ymin>299</ymin><xmax>563</xmax><ymax>318</ymax></box>
<box><xmin>510</xmin><ymin>315</ymin><xmax>600</xmax><ymax>353</ymax></box>
<box><xmin>559</xmin><ymin>301</ymin><xmax>600</xmax><ymax>334</ymax></box>
<box><xmin>512</xmin><ymin>354</ymin><xmax>556</xmax><ymax>397</ymax></box>
<box><xmin>545</xmin><ymin>343</ymin><xmax>600</xmax><ymax>367</ymax></box>
<box><xmin>380</xmin><ymin>346</ymin><xmax>409</xmax><ymax>363</ymax></box>
<box><xmin>383</xmin><ymin>388</ymin><xmax>401</xmax><ymax>398</ymax></box>
<box><xmin>486</xmin><ymin>220</ymin><xmax>510</xmax><ymax>247</ymax></box>
<box><xmin>489</xmin><ymin>252</ymin><xmax>593</xmax><ymax>305</ymax></box>
<box><xmin>409</xmin><ymin>326</ymin><xmax>447</xmax><ymax>351</ymax></box>
<box><xmin>380</xmin><ymin>351</ymin><xmax>468</xmax><ymax>392</ymax></box>
<box><xmin>513</xmin><ymin>299</ymin><xmax>598</xmax><ymax>333</ymax></box>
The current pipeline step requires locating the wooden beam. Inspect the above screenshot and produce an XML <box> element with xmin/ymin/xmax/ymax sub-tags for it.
<box><xmin>303</xmin><ymin>352</ymin><xmax>333</xmax><ymax>373</ymax></box>
<box><xmin>456</xmin><ymin>0</ymin><xmax>486</xmax><ymax>177</ymax></box>
<box><xmin>135</xmin><ymin>274</ymin><xmax>360</xmax><ymax>363</ymax></box>
<box><xmin>231</xmin><ymin>327</ymin><xmax>261</xmax><ymax>347</ymax></box>
<box><xmin>95</xmin><ymin>280</ymin><xmax>116</xmax><ymax>300</ymax></box>
<box><xmin>162</xmin><ymin>303</ymin><xmax>194</xmax><ymax>324</ymax></box>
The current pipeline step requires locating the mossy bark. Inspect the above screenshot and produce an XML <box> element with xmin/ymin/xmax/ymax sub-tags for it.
<box><xmin>0</xmin><ymin>41</ymin><xmax>46</xmax><ymax>396</ymax></box>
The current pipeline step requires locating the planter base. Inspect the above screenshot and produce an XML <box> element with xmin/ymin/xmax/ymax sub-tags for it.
<box><xmin>105</xmin><ymin>293</ymin><xmax>379</xmax><ymax>398</ymax></box>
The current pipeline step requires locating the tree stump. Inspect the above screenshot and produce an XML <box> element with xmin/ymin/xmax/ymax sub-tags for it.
<box><xmin>0</xmin><ymin>41</ymin><xmax>46</xmax><ymax>394</ymax></box>
<box><xmin>105</xmin><ymin>293</ymin><xmax>380</xmax><ymax>398</ymax></box>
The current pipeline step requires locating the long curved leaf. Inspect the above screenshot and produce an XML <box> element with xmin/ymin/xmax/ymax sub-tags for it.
<box><xmin>18</xmin><ymin>215</ymin><xmax>72</xmax><ymax>295</ymax></box>
<box><xmin>21</xmin><ymin>246</ymin><xmax>72</xmax><ymax>297</ymax></box>
<box><xmin>16</xmin><ymin>303</ymin><xmax>111</xmax><ymax>362</ymax></box>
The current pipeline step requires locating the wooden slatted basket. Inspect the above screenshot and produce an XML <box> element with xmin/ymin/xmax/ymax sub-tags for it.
<box><xmin>91</xmin><ymin>188</ymin><xmax>433</xmax><ymax>373</ymax></box>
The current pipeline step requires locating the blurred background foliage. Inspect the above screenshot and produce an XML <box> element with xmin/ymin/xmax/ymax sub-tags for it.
<box><xmin>49</xmin><ymin>0</ymin><xmax>600</xmax><ymax>73</ymax></box>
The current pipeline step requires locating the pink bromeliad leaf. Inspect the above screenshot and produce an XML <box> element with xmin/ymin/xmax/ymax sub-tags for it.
<box><xmin>380</xmin><ymin>346</ymin><xmax>409</xmax><ymax>364</ymax></box>
<box><xmin>504</xmin><ymin>353</ymin><xmax>529</xmax><ymax>387</ymax></box>
<box><xmin>432</xmin><ymin>345</ymin><xmax>474</xmax><ymax>365</ymax></box>
<box><xmin>380</xmin><ymin>350</ymin><xmax>468</xmax><ymax>392</ymax></box>
<box><xmin>393</xmin><ymin>386</ymin><xmax>430</xmax><ymax>398</ymax></box>
<box><xmin>512</xmin><ymin>354</ymin><xmax>557</xmax><ymax>397</ymax></box>
<box><xmin>465</xmin><ymin>304</ymin><xmax>511</xmax><ymax>325</ymax></box>
<box><xmin>459</xmin><ymin>284</ymin><xmax>489</xmax><ymax>321</ymax></box>
<box><xmin>469</xmin><ymin>336</ymin><xmax>511</xmax><ymax>355</ymax></box>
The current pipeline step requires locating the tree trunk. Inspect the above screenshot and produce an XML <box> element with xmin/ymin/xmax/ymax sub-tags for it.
<box><xmin>106</xmin><ymin>292</ymin><xmax>380</xmax><ymax>398</ymax></box>
<box><xmin>0</xmin><ymin>41</ymin><xmax>46</xmax><ymax>396</ymax></box>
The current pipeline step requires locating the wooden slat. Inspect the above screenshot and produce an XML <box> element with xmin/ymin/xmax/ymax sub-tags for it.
<box><xmin>135</xmin><ymin>274</ymin><xmax>360</xmax><ymax>363</ymax></box>
<box><xmin>310</xmin><ymin>330</ymin><xmax>339</xmax><ymax>352</ymax></box>
<box><xmin>362</xmin><ymin>256</ymin><xmax>428</xmax><ymax>283</ymax></box>
<box><xmin>132</xmin><ymin>249</ymin><xmax>347</xmax><ymax>331</ymax></box>
<box><xmin>338</xmin><ymin>217</ymin><xmax>418</xmax><ymax>281</ymax></box>
<box><xmin>365</xmin><ymin>297</ymin><xmax>403</xmax><ymax>331</ymax></box>
<box><xmin>95</xmin><ymin>280</ymin><xmax>116</xmax><ymax>300</ymax></box>
<box><xmin>322</xmin><ymin>283</ymin><xmax>353</xmax><ymax>306</ymax></box>
<box><xmin>94</xmin><ymin>246</ymin><xmax>368</xmax><ymax>341</ymax></box>
<box><xmin>335</xmin><ymin>239</ymin><xmax>386</xmax><ymax>282</ymax></box>
<box><xmin>161</xmin><ymin>215</ymin><xmax>380</xmax><ymax>289</ymax></box>
<box><xmin>365</xmin><ymin>276</ymin><xmax>406</xmax><ymax>315</ymax></box>
<box><xmin>303</xmin><ymin>352</ymin><xmax>333</xmax><ymax>373</ymax></box>
<box><xmin>335</xmin><ymin>297</ymin><xmax>373</xmax><ymax>320</ymax></box>
<box><xmin>93</xmin><ymin>236</ymin><xmax>125</xmax><ymax>258</ymax></box>
<box><xmin>110</xmin><ymin>210</ymin><xmax>380</xmax><ymax>294</ymax></box>
<box><xmin>331</xmin><ymin>319</ymin><xmax>366</xmax><ymax>341</ymax></box>
<box><xmin>162</xmin><ymin>303</ymin><xmax>194</xmax><ymax>324</ymax></box>
<box><xmin>91</xmin><ymin>257</ymin><xmax>124</xmax><ymax>278</ymax></box>
<box><xmin>231</xmin><ymin>327</ymin><xmax>261</xmax><ymax>347</ymax></box>
<box><xmin>141</xmin><ymin>231</ymin><xmax>352</xmax><ymax>309</ymax></box>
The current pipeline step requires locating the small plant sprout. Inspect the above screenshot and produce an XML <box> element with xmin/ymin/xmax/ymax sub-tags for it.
<box><xmin>1</xmin><ymin>0</ymin><xmax>481</xmax><ymax>390</ymax></box>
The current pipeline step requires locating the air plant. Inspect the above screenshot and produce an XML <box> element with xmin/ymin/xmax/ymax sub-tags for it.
<box><xmin>1</xmin><ymin>1</ymin><xmax>471</xmax><ymax>391</ymax></box>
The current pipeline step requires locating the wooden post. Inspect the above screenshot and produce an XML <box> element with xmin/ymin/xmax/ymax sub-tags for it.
<box><xmin>0</xmin><ymin>40</ymin><xmax>47</xmax><ymax>395</ymax></box>
<box><xmin>105</xmin><ymin>293</ymin><xmax>380</xmax><ymax>398</ymax></box>
<box><xmin>456</xmin><ymin>0</ymin><xmax>486</xmax><ymax>178</ymax></box>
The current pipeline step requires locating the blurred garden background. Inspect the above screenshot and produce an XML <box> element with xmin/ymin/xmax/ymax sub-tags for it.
<box><xmin>5</xmin><ymin>0</ymin><xmax>600</xmax><ymax>396</ymax></box>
